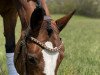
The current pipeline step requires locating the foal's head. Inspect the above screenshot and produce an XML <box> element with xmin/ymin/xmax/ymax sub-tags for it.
<box><xmin>15</xmin><ymin>7</ymin><xmax>75</xmax><ymax>75</ymax></box>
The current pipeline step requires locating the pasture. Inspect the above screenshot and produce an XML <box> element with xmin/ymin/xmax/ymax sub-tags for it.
<box><xmin>0</xmin><ymin>15</ymin><xmax>100</xmax><ymax>75</ymax></box>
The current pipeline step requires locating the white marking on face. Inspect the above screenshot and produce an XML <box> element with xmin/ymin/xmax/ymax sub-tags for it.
<box><xmin>42</xmin><ymin>41</ymin><xmax>59</xmax><ymax>75</ymax></box>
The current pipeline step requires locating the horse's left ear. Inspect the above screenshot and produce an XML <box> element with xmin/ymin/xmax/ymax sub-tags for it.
<box><xmin>56</xmin><ymin>10</ymin><xmax>76</xmax><ymax>32</ymax></box>
<box><xmin>30</xmin><ymin>7</ymin><xmax>45</xmax><ymax>30</ymax></box>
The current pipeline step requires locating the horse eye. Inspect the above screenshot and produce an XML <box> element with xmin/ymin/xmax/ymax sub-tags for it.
<box><xmin>60</xmin><ymin>38</ymin><xmax>62</xmax><ymax>40</ymax></box>
<box><xmin>47</xmin><ymin>28</ymin><xmax>53</xmax><ymax>37</ymax></box>
<box><xmin>28</xmin><ymin>54</ymin><xmax>38</xmax><ymax>65</ymax></box>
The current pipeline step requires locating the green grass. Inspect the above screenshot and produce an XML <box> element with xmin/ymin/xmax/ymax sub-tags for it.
<box><xmin>0</xmin><ymin>15</ymin><xmax>100</xmax><ymax>75</ymax></box>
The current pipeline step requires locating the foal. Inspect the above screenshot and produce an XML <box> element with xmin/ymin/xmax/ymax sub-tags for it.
<box><xmin>14</xmin><ymin>7</ymin><xmax>75</xmax><ymax>75</ymax></box>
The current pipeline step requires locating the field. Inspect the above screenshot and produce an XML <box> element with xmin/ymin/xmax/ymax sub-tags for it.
<box><xmin>0</xmin><ymin>15</ymin><xmax>100</xmax><ymax>75</ymax></box>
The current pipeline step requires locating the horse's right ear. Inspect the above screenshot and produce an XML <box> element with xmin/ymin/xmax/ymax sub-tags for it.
<box><xmin>30</xmin><ymin>7</ymin><xmax>45</xmax><ymax>30</ymax></box>
<box><xmin>56</xmin><ymin>10</ymin><xmax>76</xmax><ymax>32</ymax></box>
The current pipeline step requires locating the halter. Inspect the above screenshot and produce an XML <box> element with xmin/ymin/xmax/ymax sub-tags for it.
<box><xmin>14</xmin><ymin>16</ymin><xmax>63</xmax><ymax>75</ymax></box>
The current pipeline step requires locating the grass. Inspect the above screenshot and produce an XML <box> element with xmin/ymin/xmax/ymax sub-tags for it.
<box><xmin>0</xmin><ymin>15</ymin><xmax>100</xmax><ymax>75</ymax></box>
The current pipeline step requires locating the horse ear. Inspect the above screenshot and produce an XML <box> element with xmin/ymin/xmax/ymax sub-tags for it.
<box><xmin>30</xmin><ymin>7</ymin><xmax>45</xmax><ymax>30</ymax></box>
<box><xmin>56</xmin><ymin>10</ymin><xmax>76</xmax><ymax>32</ymax></box>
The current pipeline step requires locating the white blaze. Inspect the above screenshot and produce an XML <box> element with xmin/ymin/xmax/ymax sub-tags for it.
<box><xmin>42</xmin><ymin>41</ymin><xmax>59</xmax><ymax>75</ymax></box>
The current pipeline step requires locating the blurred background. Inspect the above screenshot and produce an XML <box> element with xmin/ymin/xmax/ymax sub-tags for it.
<box><xmin>47</xmin><ymin>0</ymin><xmax>100</xmax><ymax>18</ymax></box>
